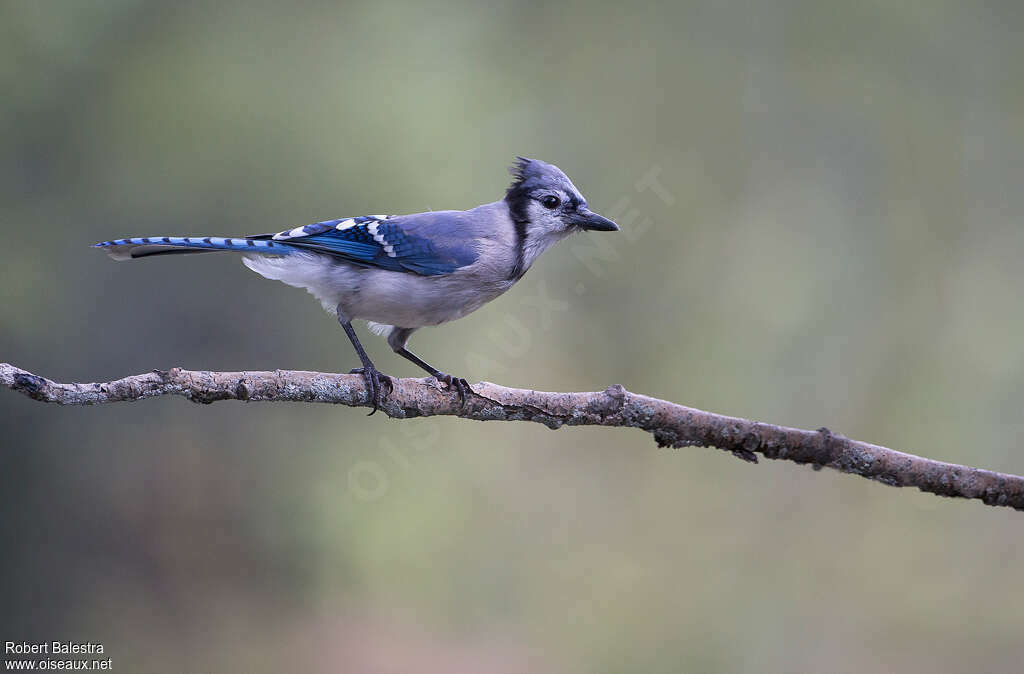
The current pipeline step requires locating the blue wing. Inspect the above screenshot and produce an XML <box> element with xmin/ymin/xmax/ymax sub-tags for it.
<box><xmin>259</xmin><ymin>214</ymin><xmax>478</xmax><ymax>276</ymax></box>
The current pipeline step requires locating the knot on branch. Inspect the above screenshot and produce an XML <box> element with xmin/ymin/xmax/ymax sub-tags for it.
<box><xmin>13</xmin><ymin>372</ymin><xmax>49</xmax><ymax>401</ymax></box>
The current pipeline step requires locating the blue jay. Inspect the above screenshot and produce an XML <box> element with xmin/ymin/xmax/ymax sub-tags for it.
<box><xmin>95</xmin><ymin>157</ymin><xmax>619</xmax><ymax>413</ymax></box>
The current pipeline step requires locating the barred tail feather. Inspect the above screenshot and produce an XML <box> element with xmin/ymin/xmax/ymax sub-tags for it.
<box><xmin>93</xmin><ymin>236</ymin><xmax>293</xmax><ymax>261</ymax></box>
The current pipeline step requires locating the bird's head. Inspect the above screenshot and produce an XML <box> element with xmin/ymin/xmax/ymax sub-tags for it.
<box><xmin>504</xmin><ymin>157</ymin><xmax>619</xmax><ymax>237</ymax></box>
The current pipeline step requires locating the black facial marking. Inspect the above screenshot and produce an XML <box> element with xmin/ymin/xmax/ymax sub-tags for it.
<box><xmin>509</xmin><ymin>219</ymin><xmax>527</xmax><ymax>281</ymax></box>
<box><xmin>504</xmin><ymin>191</ymin><xmax>529</xmax><ymax>281</ymax></box>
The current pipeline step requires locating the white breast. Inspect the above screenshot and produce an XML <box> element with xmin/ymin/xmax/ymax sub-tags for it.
<box><xmin>242</xmin><ymin>252</ymin><xmax>515</xmax><ymax>328</ymax></box>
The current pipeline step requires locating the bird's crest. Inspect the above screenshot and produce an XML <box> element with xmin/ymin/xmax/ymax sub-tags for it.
<box><xmin>507</xmin><ymin>156</ymin><xmax>533</xmax><ymax>187</ymax></box>
<box><xmin>505</xmin><ymin>156</ymin><xmax>575</xmax><ymax>204</ymax></box>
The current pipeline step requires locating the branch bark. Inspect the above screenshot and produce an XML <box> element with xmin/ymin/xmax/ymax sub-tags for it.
<box><xmin>3</xmin><ymin>362</ymin><xmax>1022</xmax><ymax>511</ymax></box>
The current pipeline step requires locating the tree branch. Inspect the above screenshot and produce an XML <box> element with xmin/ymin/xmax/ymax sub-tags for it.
<box><xmin>3</xmin><ymin>362</ymin><xmax>1022</xmax><ymax>511</ymax></box>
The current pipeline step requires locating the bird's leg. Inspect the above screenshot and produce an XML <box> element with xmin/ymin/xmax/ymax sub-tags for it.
<box><xmin>337</xmin><ymin>310</ymin><xmax>391</xmax><ymax>415</ymax></box>
<box><xmin>397</xmin><ymin>348</ymin><xmax>472</xmax><ymax>406</ymax></box>
<box><xmin>388</xmin><ymin>327</ymin><xmax>471</xmax><ymax>406</ymax></box>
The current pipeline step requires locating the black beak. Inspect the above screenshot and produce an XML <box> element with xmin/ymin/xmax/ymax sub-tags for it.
<box><xmin>573</xmin><ymin>209</ymin><xmax>619</xmax><ymax>232</ymax></box>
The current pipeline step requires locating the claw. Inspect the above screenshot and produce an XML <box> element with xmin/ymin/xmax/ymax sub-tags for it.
<box><xmin>433</xmin><ymin>372</ymin><xmax>472</xmax><ymax>408</ymax></box>
<box><xmin>349</xmin><ymin>366</ymin><xmax>392</xmax><ymax>415</ymax></box>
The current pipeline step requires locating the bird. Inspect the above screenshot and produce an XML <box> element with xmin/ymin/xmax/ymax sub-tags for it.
<box><xmin>95</xmin><ymin>157</ymin><xmax>620</xmax><ymax>413</ymax></box>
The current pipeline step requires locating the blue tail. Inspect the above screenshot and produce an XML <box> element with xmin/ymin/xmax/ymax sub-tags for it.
<box><xmin>93</xmin><ymin>235</ymin><xmax>295</xmax><ymax>260</ymax></box>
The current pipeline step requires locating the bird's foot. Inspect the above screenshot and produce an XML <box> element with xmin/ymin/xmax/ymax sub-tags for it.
<box><xmin>431</xmin><ymin>372</ymin><xmax>472</xmax><ymax>408</ymax></box>
<box><xmin>349</xmin><ymin>366</ymin><xmax>393</xmax><ymax>415</ymax></box>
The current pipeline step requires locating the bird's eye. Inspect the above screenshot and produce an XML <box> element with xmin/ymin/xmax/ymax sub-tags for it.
<box><xmin>541</xmin><ymin>195</ymin><xmax>561</xmax><ymax>209</ymax></box>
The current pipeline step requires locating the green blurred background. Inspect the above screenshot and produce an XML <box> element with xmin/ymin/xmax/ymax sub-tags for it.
<box><xmin>2</xmin><ymin>1</ymin><xmax>1023</xmax><ymax>672</ymax></box>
